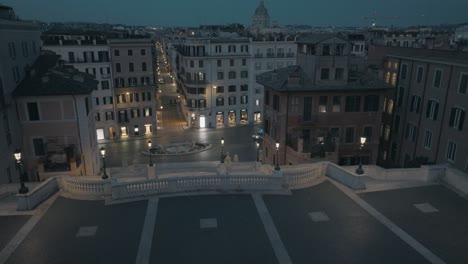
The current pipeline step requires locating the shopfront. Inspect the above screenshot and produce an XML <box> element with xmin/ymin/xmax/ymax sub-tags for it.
<box><xmin>228</xmin><ymin>110</ymin><xmax>236</xmax><ymax>125</ymax></box>
<box><xmin>216</xmin><ymin>112</ymin><xmax>224</xmax><ymax>126</ymax></box>
<box><xmin>240</xmin><ymin>109</ymin><xmax>248</xmax><ymax>123</ymax></box>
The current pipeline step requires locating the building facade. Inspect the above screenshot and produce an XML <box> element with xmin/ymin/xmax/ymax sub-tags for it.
<box><xmin>13</xmin><ymin>53</ymin><xmax>100</xmax><ymax>179</ymax></box>
<box><xmin>169</xmin><ymin>36</ymin><xmax>297</xmax><ymax>128</ymax></box>
<box><xmin>257</xmin><ymin>34</ymin><xmax>393</xmax><ymax>166</ymax></box>
<box><xmin>42</xmin><ymin>35</ymin><xmax>114</xmax><ymax>140</ymax></box>
<box><xmin>109</xmin><ymin>39</ymin><xmax>157</xmax><ymax>138</ymax></box>
<box><xmin>0</xmin><ymin>5</ymin><xmax>41</xmax><ymax>183</ymax></box>
<box><xmin>384</xmin><ymin>53</ymin><xmax>468</xmax><ymax>172</ymax></box>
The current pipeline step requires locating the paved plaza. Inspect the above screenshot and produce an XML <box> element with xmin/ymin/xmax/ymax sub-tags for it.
<box><xmin>1</xmin><ymin>179</ymin><xmax>468</xmax><ymax>263</ymax></box>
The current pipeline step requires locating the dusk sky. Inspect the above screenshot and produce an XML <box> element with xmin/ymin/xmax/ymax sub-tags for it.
<box><xmin>2</xmin><ymin>0</ymin><xmax>467</xmax><ymax>27</ymax></box>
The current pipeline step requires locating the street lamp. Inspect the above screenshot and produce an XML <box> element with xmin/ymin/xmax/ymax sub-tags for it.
<box><xmin>14</xmin><ymin>149</ymin><xmax>29</xmax><ymax>194</ymax></box>
<box><xmin>355</xmin><ymin>137</ymin><xmax>366</xmax><ymax>175</ymax></box>
<box><xmin>220</xmin><ymin>137</ymin><xmax>225</xmax><ymax>163</ymax></box>
<box><xmin>256</xmin><ymin>142</ymin><xmax>260</xmax><ymax>162</ymax></box>
<box><xmin>148</xmin><ymin>140</ymin><xmax>153</xmax><ymax>167</ymax></box>
<box><xmin>275</xmin><ymin>141</ymin><xmax>280</xmax><ymax>171</ymax></box>
<box><xmin>100</xmin><ymin>147</ymin><xmax>108</xmax><ymax>179</ymax></box>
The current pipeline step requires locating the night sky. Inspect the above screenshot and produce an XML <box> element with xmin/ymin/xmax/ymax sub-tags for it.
<box><xmin>2</xmin><ymin>0</ymin><xmax>467</xmax><ymax>27</ymax></box>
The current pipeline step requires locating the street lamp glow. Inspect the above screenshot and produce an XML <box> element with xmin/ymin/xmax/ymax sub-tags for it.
<box><xmin>220</xmin><ymin>137</ymin><xmax>225</xmax><ymax>163</ymax></box>
<box><xmin>14</xmin><ymin>150</ymin><xmax>21</xmax><ymax>162</ymax></box>
<box><xmin>148</xmin><ymin>140</ymin><xmax>153</xmax><ymax>167</ymax></box>
<box><xmin>274</xmin><ymin>141</ymin><xmax>280</xmax><ymax>171</ymax></box>
<box><xmin>100</xmin><ymin>147</ymin><xmax>108</xmax><ymax>179</ymax></box>
<box><xmin>275</xmin><ymin>142</ymin><xmax>280</xmax><ymax>150</ymax></box>
<box><xmin>147</xmin><ymin>140</ymin><xmax>152</xmax><ymax>149</ymax></box>
<box><xmin>360</xmin><ymin>137</ymin><xmax>366</xmax><ymax>145</ymax></box>
<box><xmin>13</xmin><ymin>149</ymin><xmax>29</xmax><ymax>194</ymax></box>
<box><xmin>100</xmin><ymin>147</ymin><xmax>105</xmax><ymax>157</ymax></box>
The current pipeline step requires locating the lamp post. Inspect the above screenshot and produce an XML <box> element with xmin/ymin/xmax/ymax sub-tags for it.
<box><xmin>100</xmin><ymin>147</ymin><xmax>108</xmax><ymax>179</ymax></box>
<box><xmin>220</xmin><ymin>137</ymin><xmax>225</xmax><ymax>163</ymax></box>
<box><xmin>256</xmin><ymin>142</ymin><xmax>260</xmax><ymax>162</ymax></box>
<box><xmin>274</xmin><ymin>141</ymin><xmax>280</xmax><ymax>171</ymax></box>
<box><xmin>148</xmin><ymin>140</ymin><xmax>153</xmax><ymax>167</ymax></box>
<box><xmin>14</xmin><ymin>149</ymin><xmax>29</xmax><ymax>194</ymax></box>
<box><xmin>355</xmin><ymin>137</ymin><xmax>366</xmax><ymax>175</ymax></box>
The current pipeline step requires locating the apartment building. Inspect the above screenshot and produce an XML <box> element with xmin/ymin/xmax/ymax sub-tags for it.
<box><xmin>0</xmin><ymin>5</ymin><xmax>41</xmax><ymax>183</ymax></box>
<box><xmin>13</xmin><ymin>52</ymin><xmax>100</xmax><ymax>179</ymax></box>
<box><xmin>169</xmin><ymin>35</ymin><xmax>297</xmax><ymax>128</ymax></box>
<box><xmin>42</xmin><ymin>34</ymin><xmax>114</xmax><ymax>140</ymax></box>
<box><xmin>385</xmin><ymin>52</ymin><xmax>468</xmax><ymax>172</ymax></box>
<box><xmin>257</xmin><ymin>34</ymin><xmax>393</xmax><ymax>166</ymax></box>
<box><xmin>109</xmin><ymin>39</ymin><xmax>156</xmax><ymax>138</ymax></box>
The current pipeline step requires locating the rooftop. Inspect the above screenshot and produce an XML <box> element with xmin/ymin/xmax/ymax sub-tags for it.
<box><xmin>13</xmin><ymin>52</ymin><xmax>98</xmax><ymax>97</ymax></box>
<box><xmin>256</xmin><ymin>65</ymin><xmax>392</xmax><ymax>92</ymax></box>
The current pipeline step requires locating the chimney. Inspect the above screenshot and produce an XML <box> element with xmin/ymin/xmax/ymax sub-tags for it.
<box><xmin>288</xmin><ymin>73</ymin><xmax>301</xmax><ymax>85</ymax></box>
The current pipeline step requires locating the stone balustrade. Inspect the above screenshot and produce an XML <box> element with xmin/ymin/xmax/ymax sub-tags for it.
<box><xmin>17</xmin><ymin>177</ymin><xmax>59</xmax><ymax>211</ymax></box>
<box><xmin>112</xmin><ymin>174</ymin><xmax>284</xmax><ymax>200</ymax></box>
<box><xmin>59</xmin><ymin>176</ymin><xmax>112</xmax><ymax>199</ymax></box>
<box><xmin>282</xmin><ymin>162</ymin><xmax>324</xmax><ymax>189</ymax></box>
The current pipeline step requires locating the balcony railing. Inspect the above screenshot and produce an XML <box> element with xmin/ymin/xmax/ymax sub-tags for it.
<box><xmin>266</xmin><ymin>53</ymin><xmax>275</xmax><ymax>58</ymax></box>
<box><xmin>254</xmin><ymin>53</ymin><xmax>263</xmax><ymax>58</ymax></box>
<box><xmin>277</xmin><ymin>53</ymin><xmax>285</xmax><ymax>58</ymax></box>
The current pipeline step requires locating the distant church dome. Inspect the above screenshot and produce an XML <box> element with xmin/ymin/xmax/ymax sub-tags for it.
<box><xmin>252</xmin><ymin>1</ymin><xmax>270</xmax><ymax>29</ymax></box>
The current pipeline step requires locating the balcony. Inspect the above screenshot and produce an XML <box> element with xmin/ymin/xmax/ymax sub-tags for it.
<box><xmin>184</xmin><ymin>79</ymin><xmax>207</xmax><ymax>85</ymax></box>
<box><xmin>266</xmin><ymin>53</ymin><xmax>275</xmax><ymax>58</ymax></box>
<box><xmin>276</xmin><ymin>53</ymin><xmax>285</xmax><ymax>58</ymax></box>
<box><xmin>254</xmin><ymin>53</ymin><xmax>263</xmax><ymax>58</ymax></box>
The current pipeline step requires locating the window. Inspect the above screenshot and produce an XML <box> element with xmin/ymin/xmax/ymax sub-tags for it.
<box><xmin>303</xmin><ymin>97</ymin><xmax>312</xmax><ymax>121</ymax></box>
<box><xmin>447</xmin><ymin>141</ymin><xmax>457</xmax><ymax>161</ymax></box>
<box><xmin>405</xmin><ymin>123</ymin><xmax>417</xmax><ymax>143</ymax></box>
<box><xmin>33</xmin><ymin>138</ymin><xmax>45</xmax><ymax>156</ymax></box>
<box><xmin>332</xmin><ymin>96</ymin><xmax>341</xmax><ymax>112</ymax></box>
<box><xmin>289</xmin><ymin>96</ymin><xmax>299</xmax><ymax>113</ymax></box>
<box><xmin>242</xmin><ymin>59</ymin><xmax>246</xmax><ymax>66</ymax></box>
<box><xmin>241</xmin><ymin>71</ymin><xmax>248</xmax><ymax>78</ymax></box>
<box><xmin>144</xmin><ymin>108</ymin><xmax>152</xmax><ymax>117</ymax></box>
<box><xmin>216</xmin><ymin>86</ymin><xmax>224</xmax><ymax>93</ymax></box>
<box><xmin>433</xmin><ymin>69</ymin><xmax>442</xmax><ymax>88</ymax></box>
<box><xmin>384</xmin><ymin>125</ymin><xmax>390</xmax><ymax>141</ymax></box>
<box><xmin>101</xmin><ymin>80</ymin><xmax>109</xmax><ymax>90</ymax></box>
<box><xmin>215</xmin><ymin>45</ymin><xmax>222</xmax><ymax>53</ymax></box>
<box><xmin>141</xmin><ymin>49</ymin><xmax>146</xmax><ymax>56</ymax></box>
<box><xmin>416</xmin><ymin>66</ymin><xmax>424</xmax><ymax>83</ymax></box>
<box><xmin>267</xmin><ymin>62</ymin><xmax>273</xmax><ymax>70</ymax></box>
<box><xmin>364</xmin><ymin>95</ymin><xmax>379</xmax><ymax>112</ymax></box>
<box><xmin>8</xmin><ymin>42</ymin><xmax>16</xmax><ymax>59</ymax></box>
<box><xmin>105</xmin><ymin>111</ymin><xmax>114</xmax><ymax>121</ymax></box>
<box><xmin>142</xmin><ymin>62</ymin><xmax>147</xmax><ymax>72</ymax></box>
<box><xmin>27</xmin><ymin>102</ymin><xmax>39</xmax><ymax>121</ymax></box>
<box><xmin>241</xmin><ymin>95</ymin><xmax>248</xmax><ymax>104</ymax></box>
<box><xmin>131</xmin><ymin>109</ymin><xmax>141</xmax><ymax>118</ymax></box>
<box><xmin>423</xmin><ymin>130</ymin><xmax>432</xmax><ymax>149</ymax></box>
<box><xmin>335</xmin><ymin>68</ymin><xmax>344</xmax><ymax>80</ymax></box>
<box><xmin>68</xmin><ymin>52</ymin><xmax>75</xmax><ymax>63</ymax></box>
<box><xmin>345</xmin><ymin>96</ymin><xmax>361</xmax><ymax>112</ymax></box>
<box><xmin>397</xmin><ymin>86</ymin><xmax>404</xmax><ymax>106</ymax></box>
<box><xmin>394</xmin><ymin>115</ymin><xmax>401</xmax><ymax>131</ymax></box>
<box><xmin>190</xmin><ymin>60</ymin><xmax>194</xmax><ymax>68</ymax></box>
<box><xmin>400</xmin><ymin>64</ymin><xmax>408</xmax><ymax>80</ymax></box>
<box><xmin>116</xmin><ymin>63</ymin><xmax>121</xmax><ymax>72</ymax></box>
<box><xmin>228</xmin><ymin>85</ymin><xmax>236</xmax><ymax>92</ymax></box>
<box><xmin>230</xmin><ymin>59</ymin><xmax>235</xmax><ymax>66</ymax></box>
<box><xmin>318</xmin><ymin>96</ymin><xmax>327</xmax><ymax>112</ymax></box>
<box><xmin>273</xmin><ymin>95</ymin><xmax>279</xmax><ymax>111</ymax></box>
<box><xmin>114</xmin><ymin>50</ymin><xmax>120</xmax><ymax>56</ymax></box>
<box><xmin>95</xmin><ymin>97</ymin><xmax>100</xmax><ymax>106</ymax></box>
<box><xmin>217</xmin><ymin>60</ymin><xmax>222</xmax><ymax>67</ymax></box>
<box><xmin>255</xmin><ymin>62</ymin><xmax>261</xmax><ymax>70</ymax></box>
<box><xmin>345</xmin><ymin>127</ymin><xmax>354</xmax><ymax>143</ymax></box>
<box><xmin>198</xmin><ymin>60</ymin><xmax>203</xmax><ymax>68</ymax></box>
<box><xmin>459</xmin><ymin>74</ymin><xmax>468</xmax><ymax>94</ymax></box>
<box><xmin>130</xmin><ymin>93</ymin><xmax>139</xmax><ymax>102</ymax></box>
<box><xmin>449</xmin><ymin>107</ymin><xmax>465</xmax><ymax>131</ymax></box>
<box><xmin>228</xmin><ymin>45</ymin><xmax>236</xmax><ymax>53</ymax></box>
<box><xmin>410</xmin><ymin>95</ymin><xmax>421</xmax><ymax>113</ymax></box>
<box><xmin>228</xmin><ymin>71</ymin><xmax>236</xmax><ymax>79</ymax></box>
<box><xmin>216</xmin><ymin>97</ymin><xmax>224</xmax><ymax>106</ymax></box>
<box><xmin>265</xmin><ymin>91</ymin><xmax>270</xmax><ymax>105</ymax></box>
<box><xmin>240</xmin><ymin>84</ymin><xmax>248</xmax><ymax>91</ymax></box>
<box><xmin>255</xmin><ymin>87</ymin><xmax>261</xmax><ymax>94</ymax></box>
<box><xmin>364</xmin><ymin>126</ymin><xmax>373</xmax><ymax>142</ymax></box>
<box><xmin>128</xmin><ymin>49</ymin><xmax>133</xmax><ymax>56</ymax></box>
<box><xmin>320</xmin><ymin>68</ymin><xmax>329</xmax><ymax>80</ymax></box>
<box><xmin>228</xmin><ymin>96</ymin><xmax>236</xmax><ymax>105</ymax></box>
<box><xmin>322</xmin><ymin>45</ymin><xmax>330</xmax><ymax>56</ymax></box>
<box><xmin>129</xmin><ymin>63</ymin><xmax>134</xmax><ymax>72</ymax></box>
<box><xmin>95</xmin><ymin>113</ymin><xmax>101</xmax><ymax>122</ymax></box>
<box><xmin>217</xmin><ymin>72</ymin><xmax>224</xmax><ymax>80</ymax></box>
<box><xmin>385</xmin><ymin>72</ymin><xmax>391</xmax><ymax>84</ymax></box>
<box><xmin>391</xmin><ymin>73</ymin><xmax>397</xmax><ymax>86</ymax></box>
<box><xmin>426</xmin><ymin>100</ymin><xmax>439</xmax><ymax>120</ymax></box>
<box><xmin>335</xmin><ymin>44</ymin><xmax>345</xmax><ymax>55</ymax></box>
